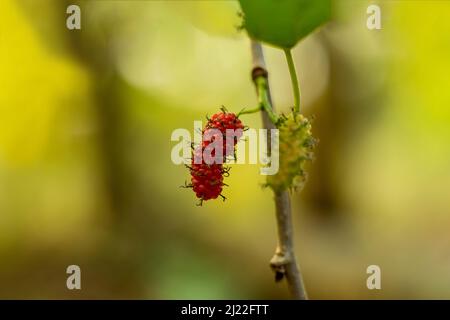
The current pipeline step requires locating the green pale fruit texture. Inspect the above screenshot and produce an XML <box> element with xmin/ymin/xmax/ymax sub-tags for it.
<box><xmin>266</xmin><ymin>112</ymin><xmax>316</xmax><ymax>192</ymax></box>
<box><xmin>239</xmin><ymin>0</ymin><xmax>331</xmax><ymax>49</ymax></box>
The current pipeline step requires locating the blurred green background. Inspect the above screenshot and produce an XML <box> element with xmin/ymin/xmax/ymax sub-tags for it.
<box><xmin>1</xmin><ymin>0</ymin><xmax>450</xmax><ymax>299</ymax></box>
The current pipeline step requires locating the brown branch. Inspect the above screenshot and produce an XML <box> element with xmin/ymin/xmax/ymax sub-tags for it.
<box><xmin>250</xmin><ymin>40</ymin><xmax>308</xmax><ymax>300</ymax></box>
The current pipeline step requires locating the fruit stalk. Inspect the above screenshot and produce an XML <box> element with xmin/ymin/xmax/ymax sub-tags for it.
<box><xmin>250</xmin><ymin>40</ymin><xmax>308</xmax><ymax>300</ymax></box>
<box><xmin>284</xmin><ymin>48</ymin><xmax>301</xmax><ymax>114</ymax></box>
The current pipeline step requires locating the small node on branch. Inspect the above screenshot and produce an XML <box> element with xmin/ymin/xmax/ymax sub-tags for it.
<box><xmin>251</xmin><ymin>66</ymin><xmax>268</xmax><ymax>82</ymax></box>
<box><xmin>270</xmin><ymin>250</ymin><xmax>292</xmax><ymax>282</ymax></box>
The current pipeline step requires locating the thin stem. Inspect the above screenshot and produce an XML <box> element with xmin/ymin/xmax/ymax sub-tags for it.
<box><xmin>284</xmin><ymin>49</ymin><xmax>300</xmax><ymax>113</ymax></box>
<box><xmin>250</xmin><ymin>40</ymin><xmax>308</xmax><ymax>300</ymax></box>
<box><xmin>238</xmin><ymin>105</ymin><xmax>262</xmax><ymax>116</ymax></box>
<box><xmin>255</xmin><ymin>77</ymin><xmax>279</xmax><ymax>124</ymax></box>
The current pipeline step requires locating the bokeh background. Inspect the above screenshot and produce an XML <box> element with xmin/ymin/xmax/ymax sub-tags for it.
<box><xmin>1</xmin><ymin>0</ymin><xmax>450</xmax><ymax>299</ymax></box>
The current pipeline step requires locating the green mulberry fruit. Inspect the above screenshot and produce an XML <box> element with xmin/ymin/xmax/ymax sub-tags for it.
<box><xmin>266</xmin><ymin>112</ymin><xmax>316</xmax><ymax>192</ymax></box>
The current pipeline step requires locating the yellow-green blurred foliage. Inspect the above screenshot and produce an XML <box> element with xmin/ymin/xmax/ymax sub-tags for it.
<box><xmin>0</xmin><ymin>0</ymin><xmax>449</xmax><ymax>299</ymax></box>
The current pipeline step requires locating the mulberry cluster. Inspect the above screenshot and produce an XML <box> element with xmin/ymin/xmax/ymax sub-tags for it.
<box><xmin>185</xmin><ymin>109</ymin><xmax>244</xmax><ymax>205</ymax></box>
<box><xmin>266</xmin><ymin>112</ymin><xmax>316</xmax><ymax>192</ymax></box>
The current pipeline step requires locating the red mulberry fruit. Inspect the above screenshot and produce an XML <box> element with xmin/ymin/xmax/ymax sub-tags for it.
<box><xmin>184</xmin><ymin>108</ymin><xmax>244</xmax><ymax>205</ymax></box>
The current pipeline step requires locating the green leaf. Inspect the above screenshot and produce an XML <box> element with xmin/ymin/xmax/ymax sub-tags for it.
<box><xmin>239</xmin><ymin>0</ymin><xmax>331</xmax><ymax>49</ymax></box>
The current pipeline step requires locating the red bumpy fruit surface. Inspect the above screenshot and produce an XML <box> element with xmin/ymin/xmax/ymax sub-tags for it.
<box><xmin>205</xmin><ymin>112</ymin><xmax>244</xmax><ymax>158</ymax></box>
<box><xmin>187</xmin><ymin>110</ymin><xmax>244</xmax><ymax>203</ymax></box>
